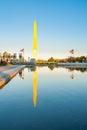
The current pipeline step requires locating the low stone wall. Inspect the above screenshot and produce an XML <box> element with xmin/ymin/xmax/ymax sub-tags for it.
<box><xmin>0</xmin><ymin>65</ymin><xmax>25</xmax><ymax>88</ymax></box>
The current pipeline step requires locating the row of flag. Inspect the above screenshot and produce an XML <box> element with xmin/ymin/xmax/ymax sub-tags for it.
<box><xmin>0</xmin><ymin>48</ymin><xmax>74</xmax><ymax>54</ymax></box>
<box><xmin>20</xmin><ymin>49</ymin><xmax>74</xmax><ymax>54</ymax></box>
<box><xmin>0</xmin><ymin>49</ymin><xmax>24</xmax><ymax>55</ymax></box>
<box><xmin>0</xmin><ymin>49</ymin><xmax>24</xmax><ymax>53</ymax></box>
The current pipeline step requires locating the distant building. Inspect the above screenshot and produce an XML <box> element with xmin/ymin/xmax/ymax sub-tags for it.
<box><xmin>30</xmin><ymin>58</ymin><xmax>36</xmax><ymax>65</ymax></box>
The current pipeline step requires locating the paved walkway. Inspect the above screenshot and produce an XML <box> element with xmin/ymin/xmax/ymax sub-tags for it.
<box><xmin>0</xmin><ymin>65</ymin><xmax>25</xmax><ymax>89</ymax></box>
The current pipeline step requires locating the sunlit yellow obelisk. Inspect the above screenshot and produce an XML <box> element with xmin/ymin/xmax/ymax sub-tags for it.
<box><xmin>33</xmin><ymin>20</ymin><xmax>38</xmax><ymax>108</ymax></box>
<box><xmin>33</xmin><ymin>20</ymin><xmax>38</xmax><ymax>59</ymax></box>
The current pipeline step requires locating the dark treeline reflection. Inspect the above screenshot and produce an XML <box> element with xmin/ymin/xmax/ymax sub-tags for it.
<box><xmin>48</xmin><ymin>65</ymin><xmax>87</xmax><ymax>73</ymax></box>
<box><xmin>19</xmin><ymin>66</ymin><xmax>87</xmax><ymax>73</ymax></box>
<box><xmin>67</xmin><ymin>68</ymin><xmax>87</xmax><ymax>73</ymax></box>
<box><xmin>48</xmin><ymin>66</ymin><xmax>55</xmax><ymax>70</ymax></box>
<box><xmin>20</xmin><ymin>66</ymin><xmax>87</xmax><ymax>73</ymax></box>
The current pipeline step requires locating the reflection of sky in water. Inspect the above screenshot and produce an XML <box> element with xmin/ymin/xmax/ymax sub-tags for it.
<box><xmin>0</xmin><ymin>67</ymin><xmax>87</xmax><ymax>130</ymax></box>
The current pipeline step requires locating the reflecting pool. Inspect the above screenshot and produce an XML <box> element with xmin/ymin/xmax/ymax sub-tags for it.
<box><xmin>0</xmin><ymin>66</ymin><xmax>87</xmax><ymax>130</ymax></box>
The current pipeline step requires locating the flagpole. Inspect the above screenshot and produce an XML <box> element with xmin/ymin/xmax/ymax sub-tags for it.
<box><xmin>19</xmin><ymin>49</ymin><xmax>24</xmax><ymax>62</ymax></box>
<box><xmin>23</xmin><ymin>50</ymin><xmax>24</xmax><ymax>62</ymax></box>
<box><xmin>73</xmin><ymin>50</ymin><xmax>74</xmax><ymax>62</ymax></box>
<box><xmin>69</xmin><ymin>49</ymin><xmax>74</xmax><ymax>62</ymax></box>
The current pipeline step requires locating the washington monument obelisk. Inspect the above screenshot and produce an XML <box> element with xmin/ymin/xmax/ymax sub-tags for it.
<box><xmin>33</xmin><ymin>20</ymin><xmax>38</xmax><ymax>59</ymax></box>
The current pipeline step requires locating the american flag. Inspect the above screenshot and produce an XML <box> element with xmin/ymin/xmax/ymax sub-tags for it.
<box><xmin>69</xmin><ymin>49</ymin><xmax>74</xmax><ymax>54</ymax></box>
<box><xmin>20</xmin><ymin>49</ymin><xmax>24</xmax><ymax>52</ymax></box>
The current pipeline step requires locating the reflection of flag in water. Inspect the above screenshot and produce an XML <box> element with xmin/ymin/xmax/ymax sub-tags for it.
<box><xmin>69</xmin><ymin>49</ymin><xmax>74</xmax><ymax>54</ymax></box>
<box><xmin>20</xmin><ymin>49</ymin><xmax>24</xmax><ymax>52</ymax></box>
<box><xmin>19</xmin><ymin>71</ymin><xmax>24</xmax><ymax>79</ymax></box>
<box><xmin>19</xmin><ymin>74</ymin><xmax>24</xmax><ymax>79</ymax></box>
<box><xmin>22</xmin><ymin>75</ymin><xmax>24</xmax><ymax>79</ymax></box>
<box><xmin>70</xmin><ymin>74</ymin><xmax>74</xmax><ymax>79</ymax></box>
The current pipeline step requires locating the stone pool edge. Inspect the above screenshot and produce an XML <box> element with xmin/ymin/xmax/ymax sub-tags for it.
<box><xmin>0</xmin><ymin>65</ymin><xmax>25</xmax><ymax>88</ymax></box>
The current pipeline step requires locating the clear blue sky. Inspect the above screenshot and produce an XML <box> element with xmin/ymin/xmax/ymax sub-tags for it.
<box><xmin>0</xmin><ymin>0</ymin><xmax>87</xmax><ymax>59</ymax></box>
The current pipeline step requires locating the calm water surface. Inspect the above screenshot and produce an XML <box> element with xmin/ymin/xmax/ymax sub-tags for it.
<box><xmin>0</xmin><ymin>66</ymin><xmax>87</xmax><ymax>130</ymax></box>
